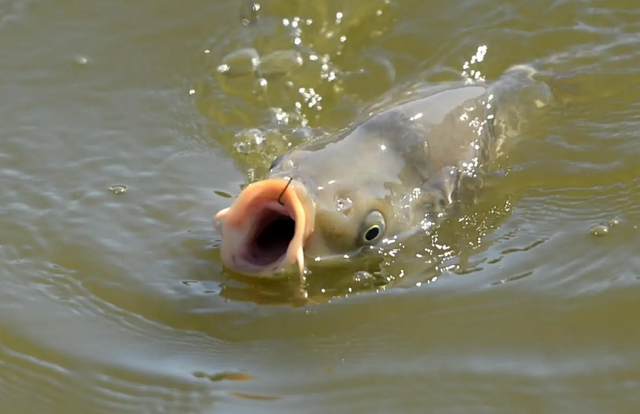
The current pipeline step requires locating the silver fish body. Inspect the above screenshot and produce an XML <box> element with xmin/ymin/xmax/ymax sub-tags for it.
<box><xmin>214</xmin><ymin>64</ymin><xmax>553</xmax><ymax>277</ymax></box>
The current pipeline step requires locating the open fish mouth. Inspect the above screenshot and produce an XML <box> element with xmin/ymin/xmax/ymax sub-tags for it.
<box><xmin>243</xmin><ymin>201</ymin><xmax>296</xmax><ymax>266</ymax></box>
<box><xmin>213</xmin><ymin>178</ymin><xmax>315</xmax><ymax>277</ymax></box>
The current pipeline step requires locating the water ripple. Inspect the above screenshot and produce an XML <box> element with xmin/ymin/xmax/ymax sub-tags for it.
<box><xmin>3</xmin><ymin>0</ymin><xmax>640</xmax><ymax>412</ymax></box>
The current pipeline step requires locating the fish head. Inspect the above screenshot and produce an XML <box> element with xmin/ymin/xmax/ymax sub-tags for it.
<box><xmin>300</xmin><ymin>179</ymin><xmax>394</xmax><ymax>263</ymax></box>
<box><xmin>213</xmin><ymin>141</ymin><xmax>402</xmax><ymax>278</ymax></box>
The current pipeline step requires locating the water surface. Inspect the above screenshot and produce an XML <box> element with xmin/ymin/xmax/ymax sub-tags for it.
<box><xmin>2</xmin><ymin>0</ymin><xmax>640</xmax><ymax>412</ymax></box>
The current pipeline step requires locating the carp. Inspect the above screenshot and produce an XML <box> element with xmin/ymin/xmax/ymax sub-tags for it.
<box><xmin>213</xmin><ymin>64</ymin><xmax>553</xmax><ymax>279</ymax></box>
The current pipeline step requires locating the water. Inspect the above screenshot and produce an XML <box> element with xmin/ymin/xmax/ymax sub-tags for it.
<box><xmin>1</xmin><ymin>0</ymin><xmax>640</xmax><ymax>412</ymax></box>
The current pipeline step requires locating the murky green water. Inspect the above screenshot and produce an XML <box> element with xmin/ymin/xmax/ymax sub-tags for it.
<box><xmin>2</xmin><ymin>0</ymin><xmax>640</xmax><ymax>412</ymax></box>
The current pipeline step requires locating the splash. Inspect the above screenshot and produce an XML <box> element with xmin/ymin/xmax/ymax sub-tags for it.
<box><xmin>461</xmin><ymin>45</ymin><xmax>488</xmax><ymax>84</ymax></box>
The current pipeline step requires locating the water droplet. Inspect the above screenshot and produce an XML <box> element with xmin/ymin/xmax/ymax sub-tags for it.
<box><xmin>353</xmin><ymin>271</ymin><xmax>374</xmax><ymax>283</ymax></box>
<box><xmin>334</xmin><ymin>194</ymin><xmax>353</xmax><ymax>214</ymax></box>
<box><xmin>109</xmin><ymin>184</ymin><xmax>127</xmax><ymax>195</ymax></box>
<box><xmin>590</xmin><ymin>224</ymin><xmax>609</xmax><ymax>237</ymax></box>
<box><xmin>74</xmin><ymin>55</ymin><xmax>89</xmax><ymax>65</ymax></box>
<box><xmin>351</xmin><ymin>272</ymin><xmax>375</xmax><ymax>289</ymax></box>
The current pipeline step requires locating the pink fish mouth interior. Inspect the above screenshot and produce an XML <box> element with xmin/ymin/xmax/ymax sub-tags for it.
<box><xmin>242</xmin><ymin>203</ymin><xmax>296</xmax><ymax>267</ymax></box>
<box><xmin>215</xmin><ymin>178</ymin><xmax>312</xmax><ymax>276</ymax></box>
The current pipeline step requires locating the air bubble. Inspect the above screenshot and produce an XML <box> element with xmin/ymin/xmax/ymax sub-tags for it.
<box><xmin>109</xmin><ymin>184</ymin><xmax>127</xmax><ymax>195</ymax></box>
<box><xmin>257</xmin><ymin>50</ymin><xmax>303</xmax><ymax>79</ymax></box>
<box><xmin>218</xmin><ymin>48</ymin><xmax>259</xmax><ymax>77</ymax></box>
<box><xmin>74</xmin><ymin>55</ymin><xmax>89</xmax><ymax>65</ymax></box>
<box><xmin>590</xmin><ymin>224</ymin><xmax>609</xmax><ymax>237</ymax></box>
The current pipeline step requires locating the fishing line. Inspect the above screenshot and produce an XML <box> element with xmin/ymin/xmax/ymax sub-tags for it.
<box><xmin>277</xmin><ymin>177</ymin><xmax>294</xmax><ymax>206</ymax></box>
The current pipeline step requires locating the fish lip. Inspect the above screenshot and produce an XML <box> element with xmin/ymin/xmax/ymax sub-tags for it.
<box><xmin>214</xmin><ymin>178</ymin><xmax>315</xmax><ymax>277</ymax></box>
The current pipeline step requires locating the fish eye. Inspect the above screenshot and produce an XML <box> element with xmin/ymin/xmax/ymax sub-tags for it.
<box><xmin>361</xmin><ymin>211</ymin><xmax>386</xmax><ymax>244</ymax></box>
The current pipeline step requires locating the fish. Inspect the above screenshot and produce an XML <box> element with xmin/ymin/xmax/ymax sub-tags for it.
<box><xmin>213</xmin><ymin>64</ymin><xmax>553</xmax><ymax>280</ymax></box>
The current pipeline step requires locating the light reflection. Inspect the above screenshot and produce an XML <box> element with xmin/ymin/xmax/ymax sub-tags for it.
<box><xmin>298</xmin><ymin>87</ymin><xmax>322</xmax><ymax>109</ymax></box>
<box><xmin>382</xmin><ymin>236</ymin><xmax>397</xmax><ymax>245</ymax></box>
<box><xmin>461</xmin><ymin>45</ymin><xmax>488</xmax><ymax>84</ymax></box>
